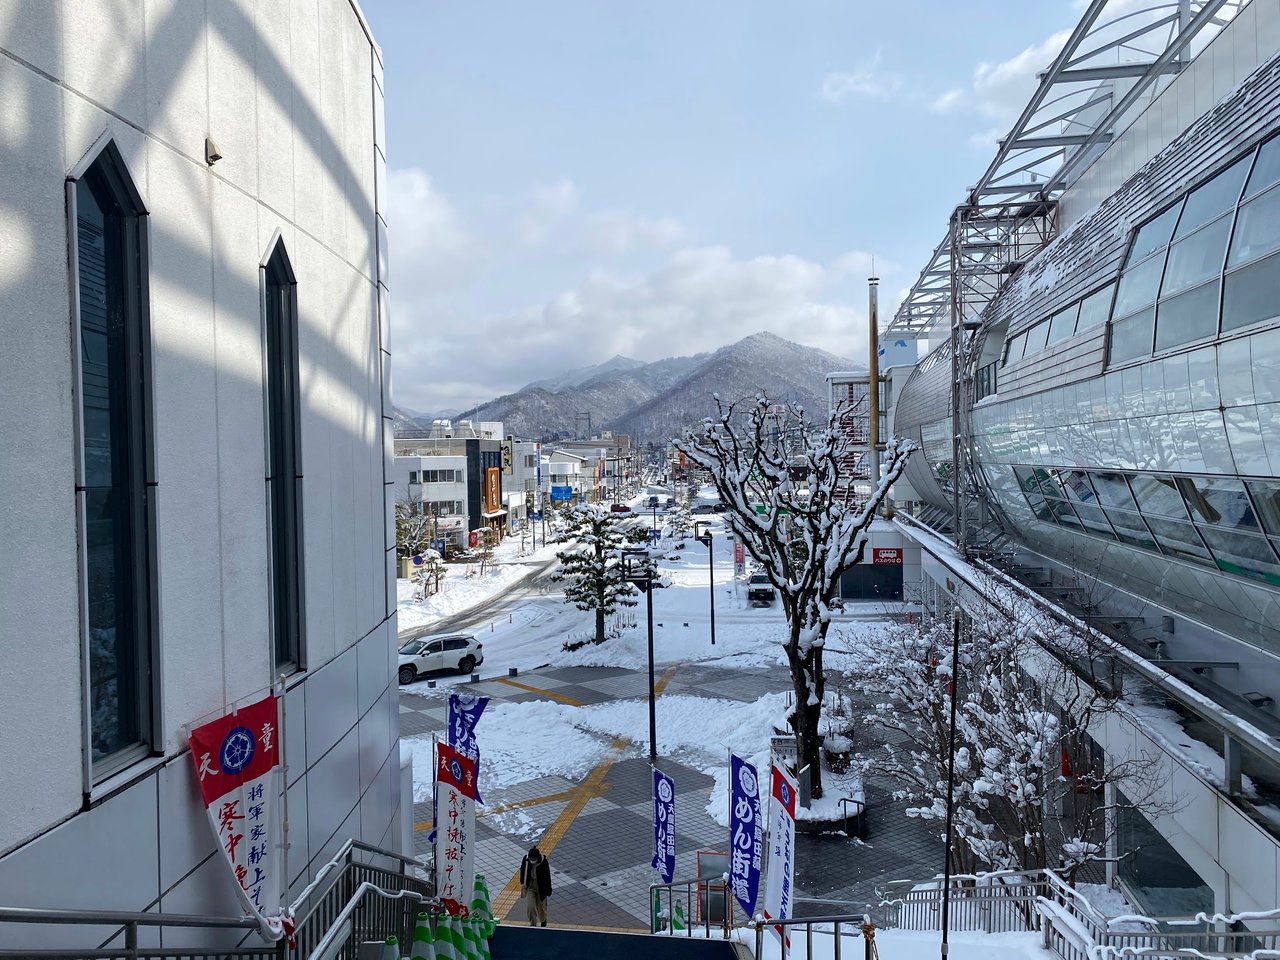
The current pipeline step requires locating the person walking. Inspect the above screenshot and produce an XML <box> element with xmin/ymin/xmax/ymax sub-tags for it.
<box><xmin>518</xmin><ymin>845</ymin><xmax>552</xmax><ymax>927</ymax></box>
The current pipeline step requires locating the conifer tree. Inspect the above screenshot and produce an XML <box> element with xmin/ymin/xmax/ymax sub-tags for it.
<box><xmin>553</xmin><ymin>503</ymin><xmax>650</xmax><ymax>645</ymax></box>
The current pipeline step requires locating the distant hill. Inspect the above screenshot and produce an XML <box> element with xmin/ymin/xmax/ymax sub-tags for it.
<box><xmin>436</xmin><ymin>332</ymin><xmax>858</xmax><ymax>444</ymax></box>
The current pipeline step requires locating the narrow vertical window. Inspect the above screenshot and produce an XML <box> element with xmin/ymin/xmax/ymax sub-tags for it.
<box><xmin>264</xmin><ymin>243</ymin><xmax>304</xmax><ymax>670</ymax></box>
<box><xmin>73</xmin><ymin>143</ymin><xmax>157</xmax><ymax>774</ymax></box>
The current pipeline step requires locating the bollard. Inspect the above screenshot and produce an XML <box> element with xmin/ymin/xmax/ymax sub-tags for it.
<box><xmin>657</xmin><ymin>623</ymin><xmax>663</xmax><ymax>628</ymax></box>
<box><xmin>508</xmin><ymin>667</ymin><xmax>518</xmax><ymax>677</ymax></box>
<box><xmin>682</xmin><ymin>622</ymin><xmax>689</xmax><ymax>628</ymax></box>
<box><xmin>508</xmin><ymin>613</ymin><xmax>512</xmax><ymax>623</ymax></box>
<box><xmin>471</xmin><ymin>673</ymin><xmax>480</xmax><ymax>683</ymax></box>
<box><xmin>490</xmin><ymin>622</ymin><xmax>494</xmax><ymax>632</ymax></box>
<box><xmin>427</xmin><ymin>680</ymin><xmax>436</xmax><ymax>689</ymax></box>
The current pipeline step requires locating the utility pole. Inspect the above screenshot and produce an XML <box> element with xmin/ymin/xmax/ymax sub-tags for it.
<box><xmin>868</xmin><ymin>274</ymin><xmax>884</xmax><ymax>516</ymax></box>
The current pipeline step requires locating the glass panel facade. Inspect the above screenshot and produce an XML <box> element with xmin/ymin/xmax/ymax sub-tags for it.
<box><xmin>1177</xmin><ymin>476</ymin><xmax>1258</xmax><ymax>530</ymax></box>
<box><xmin>1173</xmin><ymin>156</ymin><xmax>1249</xmax><ymax>239</ymax></box>
<box><xmin>1197</xmin><ymin>527</ymin><xmax>1280</xmax><ymax>585</ymax></box>
<box><xmin>1047</xmin><ymin>304</ymin><xmax>1079</xmax><ymax>344</ymax></box>
<box><xmin>1154</xmin><ymin>280</ymin><xmax>1220</xmax><ymax>351</ymax></box>
<box><xmin>1114</xmin><ymin>254</ymin><xmax>1164</xmax><ymax>316</ymax></box>
<box><xmin>1144</xmin><ymin>516</ymin><xmax>1212</xmax><ymax>562</ymax></box>
<box><xmin>1227</xmin><ymin>184</ymin><xmax>1280</xmax><ymax>267</ymax></box>
<box><xmin>1024</xmin><ymin>321</ymin><xmax>1049</xmax><ymax>355</ymax></box>
<box><xmin>1128</xmin><ymin>474</ymin><xmax>1188</xmax><ymax>518</ymax></box>
<box><xmin>1004</xmin><ymin>332</ymin><xmax>1026</xmax><ymax>365</ymax></box>
<box><xmin>1105</xmin><ymin>508</ymin><xmax>1158</xmax><ymax>549</ymax></box>
<box><xmin>1073</xmin><ymin>502</ymin><xmax>1115</xmax><ymax>538</ymax></box>
<box><xmin>1109</xmin><ymin>308</ymin><xmax>1154</xmax><ymax>363</ymax></box>
<box><xmin>1076</xmin><ymin>284</ymin><xmax>1114</xmax><ymax>332</ymax></box>
<box><xmin>1247</xmin><ymin>480</ymin><xmax>1280</xmax><ymax>534</ymax></box>
<box><xmin>1161</xmin><ymin>216</ymin><xmax>1231</xmax><ymax>296</ymax></box>
<box><xmin>1128</xmin><ymin>204</ymin><xmax>1181</xmax><ymax>263</ymax></box>
<box><xmin>1245</xmin><ymin>137</ymin><xmax>1280</xmax><ymax>199</ymax></box>
<box><xmin>1222</xmin><ymin>252</ymin><xmax>1280</xmax><ymax>332</ymax></box>
<box><xmin>1091</xmin><ymin>471</ymin><xmax>1139</xmax><ymax>509</ymax></box>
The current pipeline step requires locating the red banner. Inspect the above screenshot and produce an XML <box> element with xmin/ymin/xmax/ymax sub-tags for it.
<box><xmin>189</xmin><ymin>695</ymin><xmax>290</xmax><ymax>940</ymax></box>
<box><xmin>873</xmin><ymin>548</ymin><xmax>902</xmax><ymax>565</ymax></box>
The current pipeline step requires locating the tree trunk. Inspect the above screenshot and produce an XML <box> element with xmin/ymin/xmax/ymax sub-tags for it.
<box><xmin>594</xmin><ymin>606</ymin><xmax>606</xmax><ymax>645</ymax></box>
<box><xmin>785</xmin><ymin>630</ymin><xmax>824</xmax><ymax>800</ymax></box>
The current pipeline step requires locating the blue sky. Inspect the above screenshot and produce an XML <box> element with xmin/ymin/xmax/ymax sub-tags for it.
<box><xmin>360</xmin><ymin>1</ymin><xmax>1080</xmax><ymax>414</ymax></box>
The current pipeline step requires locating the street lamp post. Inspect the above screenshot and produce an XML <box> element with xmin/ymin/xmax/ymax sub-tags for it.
<box><xmin>693</xmin><ymin>521</ymin><xmax>717</xmax><ymax>646</ymax></box>
<box><xmin>623</xmin><ymin>549</ymin><xmax>658</xmax><ymax>762</ymax></box>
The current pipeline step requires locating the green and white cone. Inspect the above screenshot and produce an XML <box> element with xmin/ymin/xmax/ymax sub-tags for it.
<box><xmin>470</xmin><ymin>875</ymin><xmax>496</xmax><ymax>939</ymax></box>
<box><xmin>433</xmin><ymin>910</ymin><xmax>458</xmax><ymax>960</ymax></box>
<box><xmin>652</xmin><ymin>889</ymin><xmax>662</xmax><ymax>932</ymax></box>
<box><xmin>463</xmin><ymin>916</ymin><xmax>486</xmax><ymax>960</ymax></box>
<box><xmin>411</xmin><ymin>911</ymin><xmax>436</xmax><ymax>960</ymax></box>
<box><xmin>448</xmin><ymin>912</ymin><xmax>470</xmax><ymax>960</ymax></box>
<box><xmin>673</xmin><ymin>900</ymin><xmax>686</xmax><ymax>932</ymax></box>
<box><xmin>472</xmin><ymin>917</ymin><xmax>492</xmax><ymax>960</ymax></box>
<box><xmin>381</xmin><ymin>935</ymin><xmax>399</xmax><ymax>960</ymax></box>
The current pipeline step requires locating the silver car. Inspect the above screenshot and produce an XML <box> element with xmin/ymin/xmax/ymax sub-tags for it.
<box><xmin>398</xmin><ymin>634</ymin><xmax>484</xmax><ymax>684</ymax></box>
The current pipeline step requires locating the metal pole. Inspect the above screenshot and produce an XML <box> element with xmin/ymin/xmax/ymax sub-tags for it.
<box><xmin>708</xmin><ymin>533</ymin><xmax>716</xmax><ymax>646</ymax></box>
<box><xmin>647</xmin><ymin>579</ymin><xmax>657</xmax><ymax>762</ymax></box>
<box><xmin>868</xmin><ymin>275</ymin><xmax>882</xmax><ymax>505</ymax></box>
<box><xmin>940</xmin><ymin>611</ymin><xmax>962</xmax><ymax>960</ymax></box>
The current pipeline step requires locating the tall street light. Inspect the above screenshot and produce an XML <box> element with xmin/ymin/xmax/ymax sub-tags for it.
<box><xmin>693</xmin><ymin>521</ymin><xmax>717</xmax><ymax>646</ymax></box>
<box><xmin>623</xmin><ymin>548</ymin><xmax>658</xmax><ymax>761</ymax></box>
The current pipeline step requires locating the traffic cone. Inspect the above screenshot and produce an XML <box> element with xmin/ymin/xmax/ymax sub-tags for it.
<box><xmin>470</xmin><ymin>875</ymin><xmax>495</xmax><ymax>939</ymax></box>
<box><xmin>467</xmin><ymin>915</ymin><xmax>490</xmax><ymax>960</ymax></box>
<box><xmin>673</xmin><ymin>900</ymin><xmax>686</xmax><ymax>932</ymax></box>
<box><xmin>381</xmin><ymin>935</ymin><xmax>399</xmax><ymax>960</ymax></box>
<box><xmin>433</xmin><ymin>908</ymin><xmax>458</xmax><ymax>960</ymax></box>
<box><xmin>450</xmin><ymin>911</ymin><xmax>474</xmax><ymax>960</ymax></box>
<box><xmin>411</xmin><ymin>911</ymin><xmax>437</xmax><ymax>960</ymax></box>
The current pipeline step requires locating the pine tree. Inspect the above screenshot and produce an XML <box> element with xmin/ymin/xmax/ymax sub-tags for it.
<box><xmin>553</xmin><ymin>503</ymin><xmax>650</xmax><ymax>645</ymax></box>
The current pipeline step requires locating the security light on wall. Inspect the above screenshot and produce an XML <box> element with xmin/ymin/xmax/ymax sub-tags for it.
<box><xmin>205</xmin><ymin>137</ymin><xmax>222</xmax><ymax>165</ymax></box>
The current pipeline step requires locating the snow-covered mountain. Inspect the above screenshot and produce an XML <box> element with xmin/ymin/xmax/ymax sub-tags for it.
<box><xmin>447</xmin><ymin>332</ymin><xmax>859</xmax><ymax>444</ymax></box>
<box><xmin>520</xmin><ymin>354</ymin><xmax>647</xmax><ymax>393</ymax></box>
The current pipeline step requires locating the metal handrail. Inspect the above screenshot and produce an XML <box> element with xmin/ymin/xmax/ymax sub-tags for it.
<box><xmin>0</xmin><ymin>907</ymin><xmax>259</xmax><ymax>928</ymax></box>
<box><xmin>648</xmin><ymin>872</ymin><xmax>733</xmax><ymax>939</ymax></box>
<box><xmin>745</xmin><ymin>912</ymin><xmax>878</xmax><ymax>960</ymax></box>
<box><xmin>0</xmin><ymin>905</ymin><xmax>271</xmax><ymax>960</ymax></box>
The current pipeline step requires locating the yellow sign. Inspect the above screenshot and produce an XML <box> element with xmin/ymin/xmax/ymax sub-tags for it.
<box><xmin>485</xmin><ymin>467</ymin><xmax>502</xmax><ymax>514</ymax></box>
<box><xmin>501</xmin><ymin>440</ymin><xmax>514</xmax><ymax>475</ymax></box>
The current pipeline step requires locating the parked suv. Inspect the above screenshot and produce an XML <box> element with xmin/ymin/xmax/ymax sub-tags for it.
<box><xmin>398</xmin><ymin>634</ymin><xmax>484</xmax><ymax>684</ymax></box>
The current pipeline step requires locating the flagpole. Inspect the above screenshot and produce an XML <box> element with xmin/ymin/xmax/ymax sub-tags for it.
<box><xmin>277</xmin><ymin>675</ymin><xmax>289</xmax><ymax>895</ymax></box>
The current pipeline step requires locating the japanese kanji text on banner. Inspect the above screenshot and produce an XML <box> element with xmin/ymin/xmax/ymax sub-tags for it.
<box><xmin>728</xmin><ymin>754</ymin><xmax>763</xmax><ymax>918</ymax></box>
<box><xmin>652</xmin><ymin>768</ymin><xmax>675</xmax><ymax>883</ymax></box>
<box><xmin>434</xmin><ymin>741</ymin><xmax>477</xmax><ymax>906</ymax></box>
<box><xmin>188</xmin><ymin>694</ymin><xmax>290</xmax><ymax>940</ymax></box>
<box><xmin>762</xmin><ymin>762</ymin><xmax>797</xmax><ymax>944</ymax></box>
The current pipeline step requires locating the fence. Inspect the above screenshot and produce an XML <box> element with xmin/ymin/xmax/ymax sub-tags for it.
<box><xmin>287</xmin><ymin>839</ymin><xmax>433</xmax><ymax>959</ymax></box>
<box><xmin>879</xmin><ymin>870</ymin><xmax>1047</xmax><ymax>934</ymax></box>
<box><xmin>649</xmin><ymin>873</ymin><xmax>733</xmax><ymax>938</ymax></box>
<box><xmin>0</xmin><ymin>906</ymin><xmax>270</xmax><ymax>960</ymax></box>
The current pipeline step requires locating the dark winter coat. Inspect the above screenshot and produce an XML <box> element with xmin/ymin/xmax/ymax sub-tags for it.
<box><xmin>519</xmin><ymin>854</ymin><xmax>552</xmax><ymax>899</ymax></box>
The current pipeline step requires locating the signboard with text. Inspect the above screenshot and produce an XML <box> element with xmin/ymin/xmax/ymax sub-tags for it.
<box><xmin>762</xmin><ymin>763</ymin><xmax>796</xmax><ymax>945</ymax></box>
<box><xmin>434</xmin><ymin>742</ymin><xmax>477</xmax><ymax>906</ymax></box>
<box><xmin>484</xmin><ymin>467</ymin><xmax>502</xmax><ymax>514</ymax></box>
<box><xmin>873</xmin><ymin>548</ymin><xmax>903</xmax><ymax>565</ymax></box>
<box><xmin>550</xmin><ymin>485</ymin><xmax>573</xmax><ymax>502</ymax></box>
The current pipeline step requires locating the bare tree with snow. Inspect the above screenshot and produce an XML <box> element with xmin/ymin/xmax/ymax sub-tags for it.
<box><xmin>848</xmin><ymin>597</ymin><xmax>1170</xmax><ymax>881</ymax></box>
<box><xmin>395</xmin><ymin>501</ymin><xmax>433</xmax><ymax>559</ymax></box>
<box><xmin>677</xmin><ymin>395</ymin><xmax>914</xmax><ymax>798</ymax></box>
<box><xmin>553</xmin><ymin>502</ymin><xmax>651</xmax><ymax>647</ymax></box>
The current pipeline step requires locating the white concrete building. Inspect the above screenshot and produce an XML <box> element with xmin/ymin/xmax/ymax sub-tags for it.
<box><xmin>392</xmin><ymin>454</ymin><xmax>468</xmax><ymax>548</ymax></box>
<box><xmin>0</xmin><ymin>1</ymin><xmax>402</xmax><ymax>948</ymax></box>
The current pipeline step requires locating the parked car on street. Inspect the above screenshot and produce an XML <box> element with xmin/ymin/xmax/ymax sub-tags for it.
<box><xmin>610</xmin><ymin>503</ymin><xmax>632</xmax><ymax>514</ymax></box>
<box><xmin>747</xmin><ymin>573</ymin><xmax>776</xmax><ymax>607</ymax></box>
<box><xmin>647</xmin><ymin>495</ymin><xmax>659</xmax><ymax>508</ymax></box>
<box><xmin>691</xmin><ymin>503</ymin><xmax>716</xmax><ymax>514</ymax></box>
<box><xmin>398</xmin><ymin>634</ymin><xmax>484</xmax><ymax>684</ymax></box>
<box><xmin>665</xmin><ymin>497</ymin><xmax>676</xmax><ymax>508</ymax></box>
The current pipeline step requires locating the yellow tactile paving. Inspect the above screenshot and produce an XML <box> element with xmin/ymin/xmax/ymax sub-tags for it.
<box><xmin>493</xmin><ymin>676</ymin><xmax>585</xmax><ymax>706</ymax></box>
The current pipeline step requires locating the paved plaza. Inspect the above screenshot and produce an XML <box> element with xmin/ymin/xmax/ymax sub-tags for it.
<box><xmin>400</xmin><ymin>662</ymin><xmax>945</xmax><ymax>930</ymax></box>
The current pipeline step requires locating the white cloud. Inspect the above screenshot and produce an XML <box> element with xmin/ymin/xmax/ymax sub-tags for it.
<box><xmin>970</xmin><ymin>29</ymin><xmax>1071</xmax><ymax>122</ymax></box>
<box><xmin>519</xmin><ymin>178</ymin><xmax>581</xmax><ymax>244</ymax></box>
<box><xmin>392</xmin><ymin>245</ymin><xmax>881</xmax><ymax>413</ymax></box>
<box><xmin>820</xmin><ymin>50</ymin><xmax>901</xmax><ymax>103</ymax></box>
<box><xmin>930</xmin><ymin>87</ymin><xmax>965</xmax><ymax>114</ymax></box>
<box><xmin>385</xmin><ymin>168</ymin><xmax>481</xmax><ymax>289</ymax></box>
<box><xmin>584</xmin><ymin>210</ymin><xmax>686</xmax><ymax>254</ymax></box>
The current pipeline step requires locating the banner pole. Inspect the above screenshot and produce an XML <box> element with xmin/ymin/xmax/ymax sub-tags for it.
<box><xmin>277</xmin><ymin>675</ymin><xmax>289</xmax><ymax>891</ymax></box>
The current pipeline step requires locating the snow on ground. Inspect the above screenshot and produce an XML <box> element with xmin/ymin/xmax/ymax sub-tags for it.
<box><xmin>395</xmin><ymin>534</ymin><xmax>559</xmax><ymax>635</ymax></box>
<box><xmin>729</xmin><ymin>927</ymin><xmax>1051</xmax><ymax>960</ymax></box>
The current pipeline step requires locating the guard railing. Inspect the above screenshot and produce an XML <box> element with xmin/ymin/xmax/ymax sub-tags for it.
<box><xmin>649</xmin><ymin>873</ymin><xmax>733</xmax><ymax>939</ymax></box>
<box><xmin>743</xmin><ymin>912</ymin><xmax>879</xmax><ymax>960</ymax></box>
<box><xmin>0</xmin><ymin>905</ymin><xmax>270</xmax><ymax>960</ymax></box>
<box><xmin>287</xmin><ymin>839</ymin><xmax>433</xmax><ymax>959</ymax></box>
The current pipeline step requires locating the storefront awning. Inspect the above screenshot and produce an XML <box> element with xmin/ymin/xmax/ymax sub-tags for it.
<box><xmin>482</xmin><ymin>509</ymin><xmax>508</xmax><ymax>519</ymax></box>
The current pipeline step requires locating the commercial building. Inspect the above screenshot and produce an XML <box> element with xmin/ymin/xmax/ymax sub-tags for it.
<box><xmin>886</xmin><ymin>0</ymin><xmax>1280</xmax><ymax>917</ymax></box>
<box><xmin>0</xmin><ymin>1</ymin><xmax>403</xmax><ymax>948</ymax></box>
<box><xmin>395</xmin><ymin>421</ymin><xmax>507</xmax><ymax>543</ymax></box>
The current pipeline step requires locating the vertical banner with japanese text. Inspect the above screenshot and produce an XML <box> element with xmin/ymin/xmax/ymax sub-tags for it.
<box><xmin>189</xmin><ymin>695</ymin><xmax>289</xmax><ymax>940</ymax></box>
<box><xmin>434</xmin><ymin>742</ymin><xmax>477</xmax><ymax>907</ymax></box>
<box><xmin>762</xmin><ymin>763</ymin><xmax>797</xmax><ymax>945</ymax></box>
<box><xmin>651</xmin><ymin>768</ymin><xmax>675</xmax><ymax>883</ymax></box>
<box><xmin>728</xmin><ymin>755</ymin><xmax>763</xmax><ymax>918</ymax></box>
<box><xmin>447</xmin><ymin>693</ymin><xmax>488</xmax><ymax>804</ymax></box>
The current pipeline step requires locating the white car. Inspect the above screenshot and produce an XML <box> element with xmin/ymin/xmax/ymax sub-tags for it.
<box><xmin>398</xmin><ymin>634</ymin><xmax>484</xmax><ymax>684</ymax></box>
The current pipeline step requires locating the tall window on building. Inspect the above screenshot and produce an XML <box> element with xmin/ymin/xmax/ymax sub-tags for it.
<box><xmin>264</xmin><ymin>242</ymin><xmax>304</xmax><ymax>671</ymax></box>
<box><xmin>72</xmin><ymin>142</ymin><xmax>157</xmax><ymax>775</ymax></box>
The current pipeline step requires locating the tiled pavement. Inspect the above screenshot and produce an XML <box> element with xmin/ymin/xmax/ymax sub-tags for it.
<box><xmin>400</xmin><ymin>664</ymin><xmax>946</xmax><ymax>930</ymax></box>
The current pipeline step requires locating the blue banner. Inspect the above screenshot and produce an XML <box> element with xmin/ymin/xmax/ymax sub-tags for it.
<box><xmin>729</xmin><ymin>754</ymin><xmax>763</xmax><ymax>918</ymax></box>
<box><xmin>448</xmin><ymin>693</ymin><xmax>488</xmax><ymax>804</ymax></box>
<box><xmin>652</xmin><ymin>768</ymin><xmax>675</xmax><ymax>883</ymax></box>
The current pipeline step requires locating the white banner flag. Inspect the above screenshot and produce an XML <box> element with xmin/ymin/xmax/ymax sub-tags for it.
<box><xmin>762</xmin><ymin>763</ymin><xmax>797</xmax><ymax>945</ymax></box>
<box><xmin>434</xmin><ymin>741</ymin><xmax>477</xmax><ymax>906</ymax></box>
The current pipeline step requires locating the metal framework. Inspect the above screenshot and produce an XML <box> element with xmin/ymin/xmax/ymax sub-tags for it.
<box><xmin>888</xmin><ymin>0</ymin><xmax>1247</xmax><ymax>341</ymax></box>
